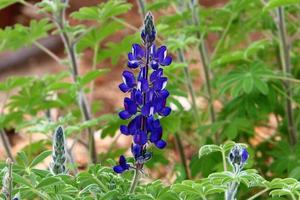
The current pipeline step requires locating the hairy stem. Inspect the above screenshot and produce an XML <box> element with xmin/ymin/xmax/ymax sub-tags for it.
<box><xmin>54</xmin><ymin>7</ymin><xmax>97</xmax><ymax>163</ymax></box>
<box><xmin>129</xmin><ymin>168</ymin><xmax>140</xmax><ymax>194</ymax></box>
<box><xmin>226</xmin><ymin>182</ymin><xmax>238</xmax><ymax>200</ymax></box>
<box><xmin>221</xmin><ymin>149</ymin><xmax>228</xmax><ymax>171</ymax></box>
<box><xmin>277</xmin><ymin>7</ymin><xmax>297</xmax><ymax>145</ymax></box>
<box><xmin>174</xmin><ymin>132</ymin><xmax>190</xmax><ymax>179</ymax></box>
<box><xmin>6</xmin><ymin>158</ymin><xmax>13</xmax><ymax>200</ymax></box>
<box><xmin>0</xmin><ymin>129</ymin><xmax>15</xmax><ymax>162</ymax></box>
<box><xmin>246</xmin><ymin>188</ymin><xmax>269</xmax><ymax>200</ymax></box>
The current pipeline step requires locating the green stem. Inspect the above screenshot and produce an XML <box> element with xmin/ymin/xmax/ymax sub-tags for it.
<box><xmin>6</xmin><ymin>158</ymin><xmax>13</xmax><ymax>200</ymax></box>
<box><xmin>190</xmin><ymin>1</ymin><xmax>218</xmax><ymax>143</ymax></box>
<box><xmin>136</xmin><ymin>0</ymin><xmax>146</xmax><ymax>19</ymax></box>
<box><xmin>129</xmin><ymin>168</ymin><xmax>140</xmax><ymax>194</ymax></box>
<box><xmin>0</xmin><ymin>129</ymin><xmax>15</xmax><ymax>162</ymax></box>
<box><xmin>246</xmin><ymin>188</ymin><xmax>269</xmax><ymax>200</ymax></box>
<box><xmin>54</xmin><ymin>4</ymin><xmax>97</xmax><ymax>163</ymax></box>
<box><xmin>33</xmin><ymin>41</ymin><xmax>62</xmax><ymax>64</ymax></box>
<box><xmin>93</xmin><ymin>175</ymin><xmax>109</xmax><ymax>193</ymax></box>
<box><xmin>221</xmin><ymin>149</ymin><xmax>228</xmax><ymax>171</ymax></box>
<box><xmin>177</xmin><ymin>49</ymin><xmax>199</xmax><ymax>124</ymax></box>
<box><xmin>174</xmin><ymin>132</ymin><xmax>190</xmax><ymax>179</ymax></box>
<box><xmin>290</xmin><ymin>192</ymin><xmax>297</xmax><ymax>200</ymax></box>
<box><xmin>277</xmin><ymin>6</ymin><xmax>297</xmax><ymax>146</ymax></box>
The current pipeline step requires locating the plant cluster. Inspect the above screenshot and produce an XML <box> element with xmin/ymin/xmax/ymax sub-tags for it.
<box><xmin>1</xmin><ymin>0</ymin><xmax>300</xmax><ymax>199</ymax></box>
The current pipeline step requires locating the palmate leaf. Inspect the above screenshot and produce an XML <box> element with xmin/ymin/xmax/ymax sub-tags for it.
<box><xmin>71</xmin><ymin>0</ymin><xmax>132</xmax><ymax>22</ymax></box>
<box><xmin>76</xmin><ymin>21</ymin><xmax>123</xmax><ymax>52</ymax></box>
<box><xmin>97</xmin><ymin>34</ymin><xmax>140</xmax><ymax>65</ymax></box>
<box><xmin>219</xmin><ymin>62</ymin><xmax>272</xmax><ymax>97</ymax></box>
<box><xmin>198</xmin><ymin>145</ymin><xmax>221</xmax><ymax>159</ymax></box>
<box><xmin>0</xmin><ymin>19</ymin><xmax>52</xmax><ymax>51</ymax></box>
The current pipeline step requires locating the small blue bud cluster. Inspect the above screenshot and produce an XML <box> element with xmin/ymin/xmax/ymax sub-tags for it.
<box><xmin>114</xmin><ymin>12</ymin><xmax>172</xmax><ymax>173</ymax></box>
<box><xmin>228</xmin><ymin>145</ymin><xmax>249</xmax><ymax>173</ymax></box>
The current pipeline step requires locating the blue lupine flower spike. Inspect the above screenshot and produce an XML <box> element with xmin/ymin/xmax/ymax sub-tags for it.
<box><xmin>113</xmin><ymin>11</ymin><xmax>172</xmax><ymax>174</ymax></box>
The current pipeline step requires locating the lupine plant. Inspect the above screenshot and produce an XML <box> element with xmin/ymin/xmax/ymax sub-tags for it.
<box><xmin>114</xmin><ymin>11</ymin><xmax>172</xmax><ymax>193</ymax></box>
<box><xmin>1</xmin><ymin>0</ymin><xmax>300</xmax><ymax>199</ymax></box>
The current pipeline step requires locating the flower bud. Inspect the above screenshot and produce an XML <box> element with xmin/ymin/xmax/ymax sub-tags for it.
<box><xmin>141</xmin><ymin>12</ymin><xmax>156</xmax><ymax>45</ymax></box>
<box><xmin>50</xmin><ymin>126</ymin><xmax>67</xmax><ymax>175</ymax></box>
<box><xmin>228</xmin><ymin>145</ymin><xmax>249</xmax><ymax>171</ymax></box>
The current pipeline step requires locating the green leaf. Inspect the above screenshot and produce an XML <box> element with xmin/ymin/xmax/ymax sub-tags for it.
<box><xmin>29</xmin><ymin>150</ymin><xmax>52</xmax><ymax>168</ymax></box>
<box><xmin>244</xmin><ymin>39</ymin><xmax>269</xmax><ymax>58</ymax></box>
<box><xmin>13</xmin><ymin>173</ymin><xmax>32</xmax><ymax>188</ymax></box>
<box><xmin>254</xmin><ymin>78</ymin><xmax>269</xmax><ymax>95</ymax></box>
<box><xmin>36</xmin><ymin>176</ymin><xmax>62</xmax><ymax>189</ymax></box>
<box><xmin>269</xmin><ymin>189</ymin><xmax>292</xmax><ymax>197</ymax></box>
<box><xmin>264</xmin><ymin>0</ymin><xmax>300</xmax><ymax>10</ymax></box>
<box><xmin>0</xmin><ymin>0</ymin><xmax>18</xmax><ymax>10</ymax></box>
<box><xmin>198</xmin><ymin>145</ymin><xmax>221</xmax><ymax>158</ymax></box>
<box><xmin>242</xmin><ymin>76</ymin><xmax>254</xmax><ymax>94</ymax></box>
<box><xmin>78</xmin><ymin>69</ymin><xmax>109</xmax><ymax>86</ymax></box>
<box><xmin>71</xmin><ymin>0</ymin><xmax>132</xmax><ymax>22</ymax></box>
<box><xmin>212</xmin><ymin>51</ymin><xmax>245</xmax><ymax>67</ymax></box>
<box><xmin>76</xmin><ymin>21</ymin><xmax>123</xmax><ymax>52</ymax></box>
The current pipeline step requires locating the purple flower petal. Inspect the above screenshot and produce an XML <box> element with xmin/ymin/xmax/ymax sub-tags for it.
<box><xmin>113</xmin><ymin>165</ymin><xmax>124</xmax><ymax>173</ymax></box>
<box><xmin>142</xmin><ymin>104</ymin><xmax>156</xmax><ymax>116</ymax></box>
<box><xmin>134</xmin><ymin>130</ymin><xmax>148</xmax><ymax>145</ymax></box>
<box><xmin>127</xmin><ymin>60</ymin><xmax>139</xmax><ymax>68</ymax></box>
<box><xmin>137</xmin><ymin>78</ymin><xmax>149</xmax><ymax>92</ymax></box>
<box><xmin>122</xmin><ymin>71</ymin><xmax>136</xmax><ymax>88</ymax></box>
<box><xmin>160</xmin><ymin>89</ymin><xmax>169</xmax><ymax>99</ymax></box>
<box><xmin>153</xmin><ymin>77</ymin><xmax>167</xmax><ymax>91</ymax></box>
<box><xmin>128</xmin><ymin>115</ymin><xmax>142</xmax><ymax>134</ymax></box>
<box><xmin>131</xmin><ymin>144</ymin><xmax>142</xmax><ymax>158</ymax></box>
<box><xmin>150</xmin><ymin>68</ymin><xmax>163</xmax><ymax>83</ymax></box>
<box><xmin>150</xmin><ymin>44</ymin><xmax>156</xmax><ymax>55</ymax></box>
<box><xmin>150</xmin><ymin>127</ymin><xmax>162</xmax><ymax>143</ymax></box>
<box><xmin>132</xmin><ymin>44</ymin><xmax>144</xmax><ymax>58</ymax></box>
<box><xmin>120</xmin><ymin>125</ymin><xmax>130</xmax><ymax>135</ymax></box>
<box><xmin>155</xmin><ymin>140</ymin><xmax>167</xmax><ymax>149</ymax></box>
<box><xmin>119</xmin><ymin>110</ymin><xmax>131</xmax><ymax>120</ymax></box>
<box><xmin>124</xmin><ymin>98</ymin><xmax>137</xmax><ymax>115</ymax></box>
<box><xmin>151</xmin><ymin>60</ymin><xmax>159</xmax><ymax>70</ymax></box>
<box><xmin>241</xmin><ymin>148</ymin><xmax>249</xmax><ymax>163</ymax></box>
<box><xmin>161</xmin><ymin>56</ymin><xmax>172</xmax><ymax>66</ymax></box>
<box><xmin>119</xmin><ymin>83</ymin><xmax>130</xmax><ymax>93</ymax></box>
<box><xmin>128</xmin><ymin>52</ymin><xmax>134</xmax><ymax>61</ymax></box>
<box><xmin>159</xmin><ymin>107</ymin><xmax>171</xmax><ymax>116</ymax></box>
<box><xmin>156</xmin><ymin>46</ymin><xmax>167</xmax><ymax>63</ymax></box>
<box><xmin>119</xmin><ymin>155</ymin><xmax>127</xmax><ymax>167</ymax></box>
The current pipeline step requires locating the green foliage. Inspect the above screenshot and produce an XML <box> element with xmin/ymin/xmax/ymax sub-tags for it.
<box><xmin>264</xmin><ymin>0</ymin><xmax>300</xmax><ymax>10</ymax></box>
<box><xmin>0</xmin><ymin>19</ymin><xmax>53</xmax><ymax>51</ymax></box>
